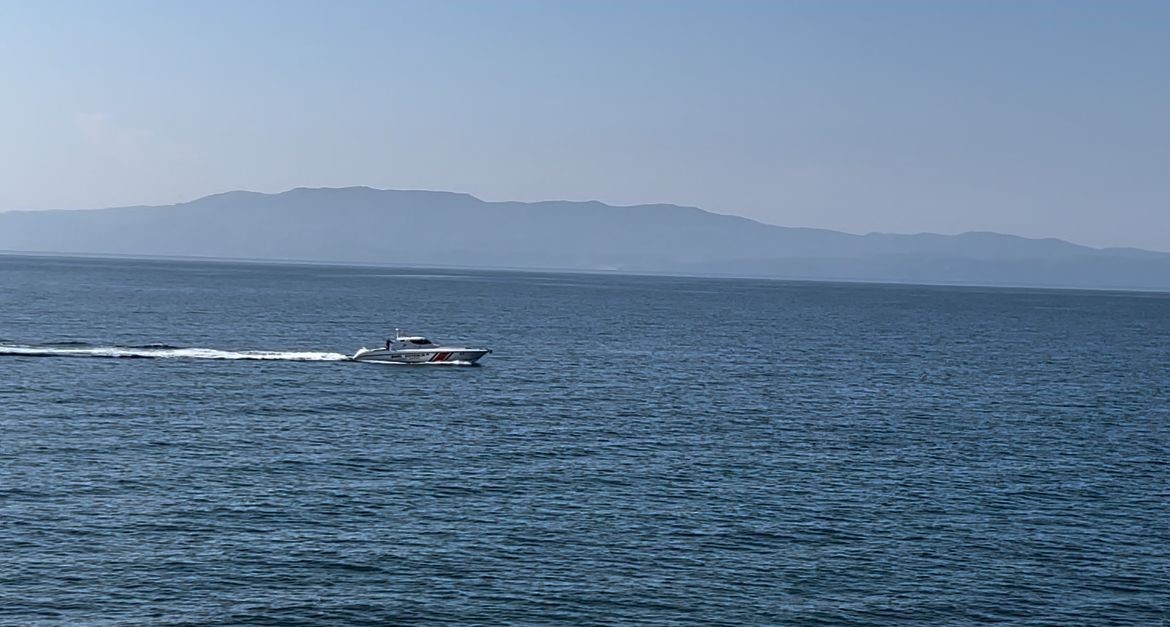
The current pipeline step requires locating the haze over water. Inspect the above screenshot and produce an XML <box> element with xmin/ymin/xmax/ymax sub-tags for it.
<box><xmin>2</xmin><ymin>255</ymin><xmax>1167</xmax><ymax>624</ymax></box>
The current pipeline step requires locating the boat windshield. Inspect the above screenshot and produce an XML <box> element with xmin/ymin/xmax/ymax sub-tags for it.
<box><xmin>409</xmin><ymin>338</ymin><xmax>433</xmax><ymax>345</ymax></box>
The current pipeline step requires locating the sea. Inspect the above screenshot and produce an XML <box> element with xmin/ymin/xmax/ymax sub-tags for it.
<box><xmin>1</xmin><ymin>254</ymin><xmax>1167</xmax><ymax>625</ymax></box>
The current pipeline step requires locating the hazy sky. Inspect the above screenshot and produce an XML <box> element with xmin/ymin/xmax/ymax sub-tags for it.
<box><xmin>1</xmin><ymin>0</ymin><xmax>1168</xmax><ymax>249</ymax></box>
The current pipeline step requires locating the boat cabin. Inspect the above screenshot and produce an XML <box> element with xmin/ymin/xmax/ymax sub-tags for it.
<box><xmin>384</xmin><ymin>330</ymin><xmax>437</xmax><ymax>349</ymax></box>
<box><xmin>398</xmin><ymin>336</ymin><xmax>435</xmax><ymax>347</ymax></box>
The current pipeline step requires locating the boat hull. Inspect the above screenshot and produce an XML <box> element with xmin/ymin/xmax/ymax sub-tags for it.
<box><xmin>351</xmin><ymin>347</ymin><xmax>490</xmax><ymax>364</ymax></box>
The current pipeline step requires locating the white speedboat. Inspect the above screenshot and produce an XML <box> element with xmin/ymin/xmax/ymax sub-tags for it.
<box><xmin>351</xmin><ymin>330</ymin><xmax>491</xmax><ymax>364</ymax></box>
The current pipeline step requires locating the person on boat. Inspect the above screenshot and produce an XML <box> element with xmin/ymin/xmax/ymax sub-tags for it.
<box><xmin>384</xmin><ymin>339</ymin><xmax>391</xmax><ymax>350</ymax></box>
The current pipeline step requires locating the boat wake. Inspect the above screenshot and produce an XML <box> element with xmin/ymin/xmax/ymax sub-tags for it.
<box><xmin>0</xmin><ymin>343</ymin><xmax>349</xmax><ymax>362</ymax></box>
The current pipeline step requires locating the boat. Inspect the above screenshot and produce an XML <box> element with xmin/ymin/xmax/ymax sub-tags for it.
<box><xmin>351</xmin><ymin>329</ymin><xmax>491</xmax><ymax>364</ymax></box>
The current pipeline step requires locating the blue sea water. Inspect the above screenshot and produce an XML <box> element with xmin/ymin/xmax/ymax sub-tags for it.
<box><xmin>1</xmin><ymin>254</ymin><xmax>1168</xmax><ymax>625</ymax></box>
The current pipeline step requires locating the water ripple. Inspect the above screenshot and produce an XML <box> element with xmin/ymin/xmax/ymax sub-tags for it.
<box><xmin>1</xmin><ymin>255</ymin><xmax>1168</xmax><ymax>624</ymax></box>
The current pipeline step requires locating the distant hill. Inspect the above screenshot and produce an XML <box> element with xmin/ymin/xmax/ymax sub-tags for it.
<box><xmin>3</xmin><ymin>186</ymin><xmax>1170</xmax><ymax>291</ymax></box>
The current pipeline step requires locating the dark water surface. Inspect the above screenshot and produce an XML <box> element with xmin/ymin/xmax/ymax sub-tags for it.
<box><xmin>2</xmin><ymin>255</ymin><xmax>1168</xmax><ymax>625</ymax></box>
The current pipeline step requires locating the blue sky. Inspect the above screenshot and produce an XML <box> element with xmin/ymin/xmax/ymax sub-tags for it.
<box><xmin>1</xmin><ymin>0</ymin><xmax>1168</xmax><ymax>249</ymax></box>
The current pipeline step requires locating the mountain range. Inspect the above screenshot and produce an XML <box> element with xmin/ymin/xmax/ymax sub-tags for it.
<box><xmin>2</xmin><ymin>186</ymin><xmax>1169</xmax><ymax>291</ymax></box>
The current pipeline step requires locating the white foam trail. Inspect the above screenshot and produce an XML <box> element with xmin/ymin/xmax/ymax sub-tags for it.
<box><xmin>0</xmin><ymin>344</ymin><xmax>349</xmax><ymax>361</ymax></box>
